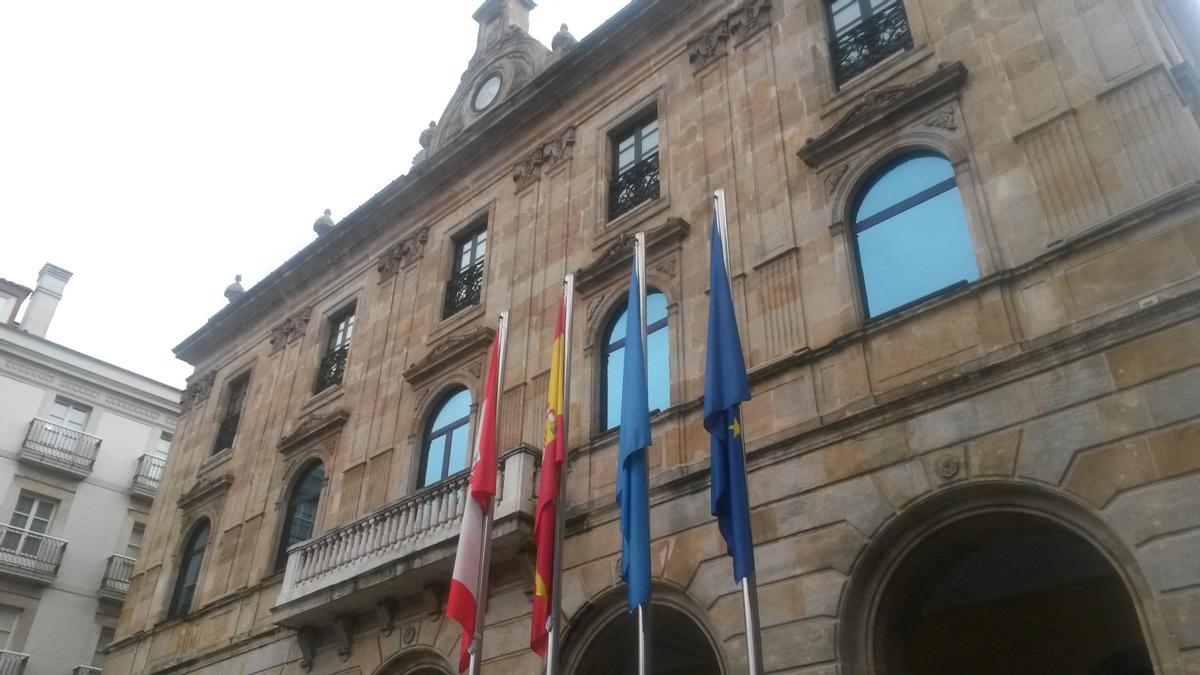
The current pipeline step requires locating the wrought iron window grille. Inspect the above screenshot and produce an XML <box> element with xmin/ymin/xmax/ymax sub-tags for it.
<box><xmin>609</xmin><ymin>153</ymin><xmax>660</xmax><ymax>220</ymax></box>
<box><xmin>830</xmin><ymin>1</ymin><xmax>912</xmax><ymax>85</ymax></box>
<box><xmin>444</xmin><ymin>258</ymin><xmax>485</xmax><ymax>317</ymax></box>
<box><xmin>314</xmin><ymin>345</ymin><xmax>349</xmax><ymax>393</ymax></box>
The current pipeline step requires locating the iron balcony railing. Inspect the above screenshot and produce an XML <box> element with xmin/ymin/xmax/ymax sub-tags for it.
<box><xmin>72</xmin><ymin>666</ymin><xmax>101</xmax><ymax>675</ymax></box>
<box><xmin>314</xmin><ymin>345</ymin><xmax>349</xmax><ymax>393</ymax></box>
<box><xmin>131</xmin><ymin>454</ymin><xmax>165</xmax><ymax>498</ymax></box>
<box><xmin>0</xmin><ymin>524</ymin><xmax>66</xmax><ymax>582</ymax></box>
<box><xmin>100</xmin><ymin>553</ymin><xmax>135</xmax><ymax>598</ymax></box>
<box><xmin>21</xmin><ymin>418</ymin><xmax>101</xmax><ymax>474</ymax></box>
<box><xmin>831</xmin><ymin>1</ymin><xmax>912</xmax><ymax>85</ymax></box>
<box><xmin>444</xmin><ymin>258</ymin><xmax>485</xmax><ymax>317</ymax></box>
<box><xmin>0</xmin><ymin>651</ymin><xmax>27</xmax><ymax>675</ymax></box>
<box><xmin>610</xmin><ymin>154</ymin><xmax>660</xmax><ymax>219</ymax></box>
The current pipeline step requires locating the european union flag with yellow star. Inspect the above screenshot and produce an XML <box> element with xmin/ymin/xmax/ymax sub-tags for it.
<box><xmin>703</xmin><ymin>212</ymin><xmax>755</xmax><ymax>582</ymax></box>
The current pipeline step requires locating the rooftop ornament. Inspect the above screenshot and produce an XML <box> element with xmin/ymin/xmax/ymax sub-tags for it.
<box><xmin>224</xmin><ymin>275</ymin><xmax>245</xmax><ymax>303</ymax></box>
<box><xmin>313</xmin><ymin>209</ymin><xmax>335</xmax><ymax>237</ymax></box>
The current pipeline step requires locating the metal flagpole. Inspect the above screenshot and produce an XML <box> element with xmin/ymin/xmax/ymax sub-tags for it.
<box><xmin>634</xmin><ymin>232</ymin><xmax>654</xmax><ymax>675</ymax></box>
<box><xmin>469</xmin><ymin>312</ymin><xmax>509</xmax><ymax>675</ymax></box>
<box><xmin>545</xmin><ymin>276</ymin><xmax>574</xmax><ymax>675</ymax></box>
<box><xmin>713</xmin><ymin>190</ymin><xmax>764</xmax><ymax>675</ymax></box>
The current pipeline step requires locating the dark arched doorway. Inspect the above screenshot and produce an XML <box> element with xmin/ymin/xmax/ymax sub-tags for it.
<box><xmin>373</xmin><ymin>647</ymin><xmax>454</xmax><ymax>675</ymax></box>
<box><xmin>570</xmin><ymin>602</ymin><xmax>723</xmax><ymax>675</ymax></box>
<box><xmin>872</xmin><ymin>512</ymin><xmax>1152</xmax><ymax>675</ymax></box>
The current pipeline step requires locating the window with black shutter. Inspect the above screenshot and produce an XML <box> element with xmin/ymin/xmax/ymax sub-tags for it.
<box><xmin>212</xmin><ymin>374</ymin><xmax>249</xmax><ymax>454</ymax></box>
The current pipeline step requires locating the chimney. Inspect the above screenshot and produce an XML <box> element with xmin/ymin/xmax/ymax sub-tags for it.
<box><xmin>472</xmin><ymin>0</ymin><xmax>535</xmax><ymax>55</ymax></box>
<box><xmin>21</xmin><ymin>263</ymin><xmax>72</xmax><ymax>338</ymax></box>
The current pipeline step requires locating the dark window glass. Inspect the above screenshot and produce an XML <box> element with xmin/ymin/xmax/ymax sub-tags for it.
<box><xmin>315</xmin><ymin>307</ymin><xmax>355</xmax><ymax>393</ymax></box>
<box><xmin>213</xmin><ymin>375</ymin><xmax>249</xmax><ymax>454</ymax></box>
<box><xmin>601</xmin><ymin>290</ymin><xmax>670</xmax><ymax>431</ymax></box>
<box><xmin>168</xmin><ymin>520</ymin><xmax>210</xmax><ymax>618</ymax></box>
<box><xmin>827</xmin><ymin>0</ymin><xmax>912</xmax><ymax>84</ymax></box>
<box><xmin>274</xmin><ymin>462</ymin><xmax>325</xmax><ymax>572</ymax></box>
<box><xmin>445</xmin><ymin>225</ymin><xmax>487</xmax><ymax>317</ymax></box>
<box><xmin>419</xmin><ymin>389</ymin><xmax>473</xmax><ymax>488</ymax></box>
<box><xmin>609</xmin><ymin>114</ymin><xmax>661</xmax><ymax>219</ymax></box>
<box><xmin>852</xmin><ymin>153</ymin><xmax>979</xmax><ymax>318</ymax></box>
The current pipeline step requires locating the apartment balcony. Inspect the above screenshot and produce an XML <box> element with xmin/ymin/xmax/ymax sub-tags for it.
<box><xmin>0</xmin><ymin>525</ymin><xmax>67</xmax><ymax>585</ymax></box>
<box><xmin>272</xmin><ymin>446</ymin><xmax>538</xmax><ymax>629</ymax></box>
<box><xmin>0</xmin><ymin>651</ymin><xmax>27</xmax><ymax>675</ymax></box>
<box><xmin>130</xmin><ymin>454</ymin><xmax>165</xmax><ymax>500</ymax></box>
<box><xmin>98</xmin><ymin>553</ymin><xmax>135</xmax><ymax>602</ymax></box>
<box><xmin>19</xmin><ymin>418</ymin><xmax>100</xmax><ymax>479</ymax></box>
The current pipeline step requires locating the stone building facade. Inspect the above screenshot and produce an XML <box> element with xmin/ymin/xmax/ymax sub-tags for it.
<box><xmin>0</xmin><ymin>264</ymin><xmax>179</xmax><ymax>674</ymax></box>
<box><xmin>110</xmin><ymin>0</ymin><xmax>1200</xmax><ymax>673</ymax></box>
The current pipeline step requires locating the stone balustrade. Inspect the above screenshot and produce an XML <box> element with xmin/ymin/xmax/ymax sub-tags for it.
<box><xmin>272</xmin><ymin>445</ymin><xmax>538</xmax><ymax>627</ymax></box>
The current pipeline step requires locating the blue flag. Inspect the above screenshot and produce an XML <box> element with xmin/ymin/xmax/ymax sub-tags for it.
<box><xmin>617</xmin><ymin>256</ymin><xmax>652</xmax><ymax>611</ymax></box>
<box><xmin>703</xmin><ymin>213</ymin><xmax>755</xmax><ymax>582</ymax></box>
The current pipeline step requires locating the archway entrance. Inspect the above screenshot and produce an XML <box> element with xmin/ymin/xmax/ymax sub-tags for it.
<box><xmin>570</xmin><ymin>603</ymin><xmax>723</xmax><ymax>675</ymax></box>
<box><xmin>374</xmin><ymin>647</ymin><xmax>454</xmax><ymax>675</ymax></box>
<box><xmin>873</xmin><ymin>512</ymin><xmax>1152</xmax><ymax>675</ymax></box>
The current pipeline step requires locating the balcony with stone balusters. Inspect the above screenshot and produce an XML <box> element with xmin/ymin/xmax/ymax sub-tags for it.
<box><xmin>271</xmin><ymin>446</ymin><xmax>538</xmax><ymax>630</ymax></box>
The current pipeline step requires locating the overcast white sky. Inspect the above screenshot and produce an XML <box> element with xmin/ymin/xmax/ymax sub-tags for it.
<box><xmin>0</xmin><ymin>1</ymin><xmax>627</xmax><ymax>389</ymax></box>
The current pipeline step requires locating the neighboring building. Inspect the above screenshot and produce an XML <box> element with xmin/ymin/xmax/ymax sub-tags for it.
<box><xmin>110</xmin><ymin>0</ymin><xmax>1200</xmax><ymax>673</ymax></box>
<box><xmin>0</xmin><ymin>264</ymin><xmax>180</xmax><ymax>674</ymax></box>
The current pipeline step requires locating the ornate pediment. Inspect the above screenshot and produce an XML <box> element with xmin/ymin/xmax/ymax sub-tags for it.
<box><xmin>378</xmin><ymin>226</ymin><xmax>430</xmax><ymax>280</ymax></box>
<box><xmin>798</xmin><ymin>62</ymin><xmax>967</xmax><ymax>168</ymax></box>
<box><xmin>177</xmin><ymin>472</ymin><xmax>233</xmax><ymax>511</ymax></box>
<box><xmin>403</xmin><ymin>326</ymin><xmax>496</xmax><ymax>385</ymax></box>
<box><xmin>575</xmin><ymin>217</ymin><xmax>691</xmax><ymax>292</ymax></box>
<box><xmin>268</xmin><ymin>307</ymin><xmax>313</xmax><ymax>353</ymax></box>
<box><xmin>278</xmin><ymin>408</ymin><xmax>350</xmax><ymax>456</ymax></box>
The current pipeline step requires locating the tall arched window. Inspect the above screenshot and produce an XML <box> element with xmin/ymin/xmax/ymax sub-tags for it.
<box><xmin>274</xmin><ymin>461</ymin><xmax>325</xmax><ymax>573</ymax></box>
<box><xmin>168</xmin><ymin>519</ymin><xmax>210</xmax><ymax>618</ymax></box>
<box><xmin>602</xmin><ymin>290</ymin><xmax>670</xmax><ymax>431</ymax></box>
<box><xmin>852</xmin><ymin>152</ymin><xmax>979</xmax><ymax>318</ymax></box>
<box><xmin>419</xmin><ymin>388</ymin><xmax>473</xmax><ymax>488</ymax></box>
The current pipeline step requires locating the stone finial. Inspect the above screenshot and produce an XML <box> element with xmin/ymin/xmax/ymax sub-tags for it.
<box><xmin>419</xmin><ymin>122</ymin><xmax>436</xmax><ymax>149</ymax></box>
<box><xmin>224</xmin><ymin>274</ymin><xmax>245</xmax><ymax>303</ymax></box>
<box><xmin>313</xmin><ymin>209</ymin><xmax>335</xmax><ymax>236</ymax></box>
<box><xmin>552</xmin><ymin>23</ymin><xmax>577</xmax><ymax>52</ymax></box>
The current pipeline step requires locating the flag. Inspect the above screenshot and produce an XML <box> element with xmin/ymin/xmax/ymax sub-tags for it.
<box><xmin>531</xmin><ymin>293</ymin><xmax>567</xmax><ymax>656</ymax></box>
<box><xmin>617</xmin><ymin>254</ymin><xmax>652</xmax><ymax>611</ymax></box>
<box><xmin>703</xmin><ymin>212</ymin><xmax>755</xmax><ymax>582</ymax></box>
<box><xmin>446</xmin><ymin>327</ymin><xmax>503</xmax><ymax>673</ymax></box>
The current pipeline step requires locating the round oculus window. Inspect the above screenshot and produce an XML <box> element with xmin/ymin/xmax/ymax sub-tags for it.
<box><xmin>473</xmin><ymin>74</ymin><xmax>502</xmax><ymax>111</ymax></box>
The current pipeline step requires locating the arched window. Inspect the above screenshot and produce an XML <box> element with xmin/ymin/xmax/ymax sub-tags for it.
<box><xmin>851</xmin><ymin>152</ymin><xmax>979</xmax><ymax>318</ymax></box>
<box><xmin>419</xmin><ymin>388</ymin><xmax>473</xmax><ymax>488</ymax></box>
<box><xmin>168</xmin><ymin>519</ymin><xmax>210</xmax><ymax>618</ymax></box>
<box><xmin>274</xmin><ymin>461</ymin><xmax>326</xmax><ymax>573</ymax></box>
<box><xmin>601</xmin><ymin>290</ymin><xmax>670</xmax><ymax>431</ymax></box>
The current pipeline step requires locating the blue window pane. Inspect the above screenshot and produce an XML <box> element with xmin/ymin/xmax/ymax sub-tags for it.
<box><xmin>431</xmin><ymin>389</ymin><xmax>471</xmax><ymax>431</ymax></box>
<box><xmin>447</xmin><ymin>427</ymin><xmax>470</xmax><ymax>475</ymax></box>
<box><xmin>605</xmin><ymin>344</ymin><xmax>625</xmax><ymax>430</ymax></box>
<box><xmin>424</xmin><ymin>436</ymin><xmax>446</xmax><ymax>486</ymax></box>
<box><xmin>856</xmin><ymin>155</ymin><xmax>955</xmax><ymax>222</ymax></box>
<box><xmin>602</xmin><ymin>291</ymin><xmax>670</xmax><ymax>431</ymax></box>
<box><xmin>854</xmin><ymin>157</ymin><xmax>974</xmax><ymax>314</ymax></box>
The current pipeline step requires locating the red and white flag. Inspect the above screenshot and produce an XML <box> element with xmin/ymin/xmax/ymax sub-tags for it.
<box><xmin>446</xmin><ymin>325</ymin><xmax>503</xmax><ymax>673</ymax></box>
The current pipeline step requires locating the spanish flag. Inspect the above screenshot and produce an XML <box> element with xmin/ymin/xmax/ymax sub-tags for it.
<box><xmin>531</xmin><ymin>293</ymin><xmax>567</xmax><ymax>656</ymax></box>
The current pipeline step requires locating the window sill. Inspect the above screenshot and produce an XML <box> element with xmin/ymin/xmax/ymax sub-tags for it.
<box><xmin>197</xmin><ymin>447</ymin><xmax>232</xmax><ymax>475</ymax></box>
<box><xmin>594</xmin><ymin>193</ymin><xmax>671</xmax><ymax>250</ymax></box>
<box><xmin>428</xmin><ymin>301</ymin><xmax>486</xmax><ymax>345</ymax></box>
<box><xmin>301</xmin><ymin>382</ymin><xmax>344</xmax><ymax>414</ymax></box>
<box><xmin>820</xmin><ymin>44</ymin><xmax>932</xmax><ymax>120</ymax></box>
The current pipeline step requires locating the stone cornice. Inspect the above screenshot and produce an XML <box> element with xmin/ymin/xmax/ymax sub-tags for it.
<box><xmin>172</xmin><ymin>0</ymin><xmax>707</xmax><ymax>366</ymax></box>
<box><xmin>574</xmin><ymin>216</ymin><xmax>691</xmax><ymax>292</ymax></box>
<box><xmin>798</xmin><ymin>61</ymin><xmax>968</xmax><ymax>168</ymax></box>
<box><xmin>403</xmin><ymin>327</ymin><xmax>496</xmax><ymax>385</ymax></box>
